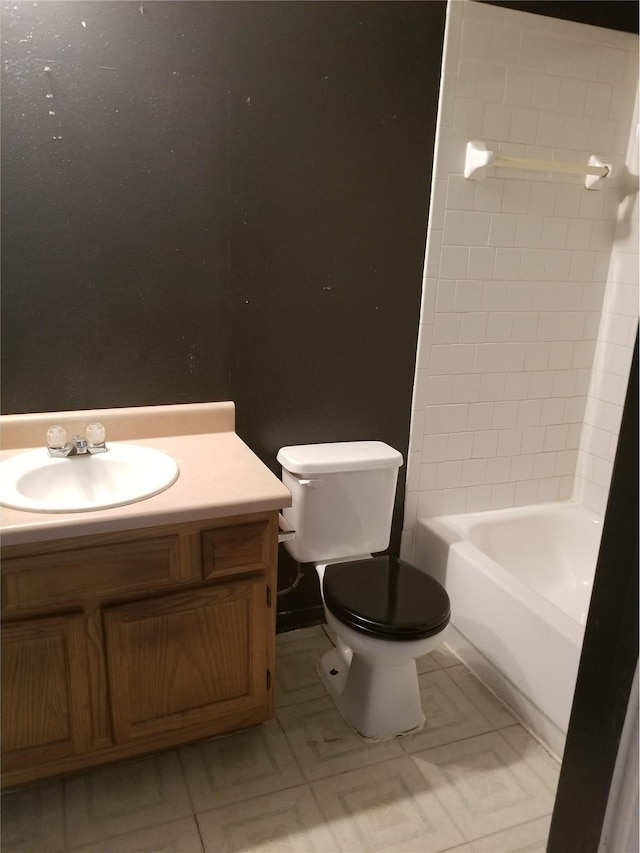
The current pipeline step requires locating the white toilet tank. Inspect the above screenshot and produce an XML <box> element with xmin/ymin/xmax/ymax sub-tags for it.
<box><xmin>277</xmin><ymin>441</ymin><xmax>403</xmax><ymax>564</ymax></box>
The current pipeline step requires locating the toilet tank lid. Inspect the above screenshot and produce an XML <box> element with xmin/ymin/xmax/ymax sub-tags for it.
<box><xmin>277</xmin><ymin>441</ymin><xmax>403</xmax><ymax>475</ymax></box>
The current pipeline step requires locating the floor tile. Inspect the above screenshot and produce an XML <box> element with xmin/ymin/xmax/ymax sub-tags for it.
<box><xmin>469</xmin><ymin>815</ymin><xmax>552</xmax><ymax>852</ymax></box>
<box><xmin>276</xmin><ymin>625</ymin><xmax>327</xmax><ymax>647</ymax></box>
<box><xmin>277</xmin><ymin>695</ymin><xmax>405</xmax><ymax>781</ymax></box>
<box><xmin>180</xmin><ymin>719</ymin><xmax>304</xmax><ymax>811</ymax></box>
<box><xmin>274</xmin><ymin>632</ymin><xmax>334</xmax><ymax>707</ymax></box>
<box><xmin>499</xmin><ymin>725</ymin><xmax>561</xmax><ymax>794</ymax></box>
<box><xmin>64</xmin><ymin>750</ymin><xmax>193</xmax><ymax>848</ymax></box>
<box><xmin>417</xmin><ymin>652</ymin><xmax>442</xmax><ymax>674</ymax></box>
<box><xmin>321</xmin><ymin>624</ymin><xmax>337</xmax><ymax>644</ymax></box>
<box><xmin>312</xmin><ymin>756</ymin><xmax>465</xmax><ymax>853</ymax></box>
<box><xmin>1</xmin><ymin>779</ymin><xmax>65</xmax><ymax>853</ymax></box>
<box><xmin>411</xmin><ymin>731</ymin><xmax>555</xmax><ymax>842</ymax></box>
<box><xmin>68</xmin><ymin>816</ymin><xmax>204</xmax><ymax>853</ymax></box>
<box><xmin>431</xmin><ymin>643</ymin><xmax>462</xmax><ymax>669</ymax></box>
<box><xmin>197</xmin><ymin>784</ymin><xmax>338</xmax><ymax>853</ymax></box>
<box><xmin>446</xmin><ymin>664</ymin><xmax>517</xmax><ymax>729</ymax></box>
<box><xmin>400</xmin><ymin>669</ymin><xmax>494</xmax><ymax>754</ymax></box>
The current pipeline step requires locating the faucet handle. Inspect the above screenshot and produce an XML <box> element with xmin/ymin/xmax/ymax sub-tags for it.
<box><xmin>46</xmin><ymin>425</ymin><xmax>67</xmax><ymax>452</ymax></box>
<box><xmin>86</xmin><ymin>421</ymin><xmax>106</xmax><ymax>450</ymax></box>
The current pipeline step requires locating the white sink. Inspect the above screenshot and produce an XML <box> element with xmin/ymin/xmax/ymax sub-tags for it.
<box><xmin>0</xmin><ymin>444</ymin><xmax>179</xmax><ymax>513</ymax></box>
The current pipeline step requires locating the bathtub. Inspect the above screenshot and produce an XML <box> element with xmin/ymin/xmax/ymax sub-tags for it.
<box><xmin>413</xmin><ymin>501</ymin><xmax>603</xmax><ymax>757</ymax></box>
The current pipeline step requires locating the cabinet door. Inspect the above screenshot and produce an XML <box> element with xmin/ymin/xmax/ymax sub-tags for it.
<box><xmin>104</xmin><ymin>577</ymin><xmax>270</xmax><ymax>745</ymax></box>
<box><xmin>1</xmin><ymin>613</ymin><xmax>92</xmax><ymax>772</ymax></box>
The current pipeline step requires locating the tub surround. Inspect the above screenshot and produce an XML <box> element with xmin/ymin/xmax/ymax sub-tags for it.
<box><xmin>403</xmin><ymin>0</ymin><xmax>639</xmax><ymax>552</ymax></box>
<box><xmin>0</xmin><ymin>403</ymin><xmax>291</xmax><ymax>789</ymax></box>
<box><xmin>0</xmin><ymin>402</ymin><xmax>291</xmax><ymax>546</ymax></box>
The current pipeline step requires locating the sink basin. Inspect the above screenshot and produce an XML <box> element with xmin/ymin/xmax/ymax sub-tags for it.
<box><xmin>0</xmin><ymin>444</ymin><xmax>179</xmax><ymax>513</ymax></box>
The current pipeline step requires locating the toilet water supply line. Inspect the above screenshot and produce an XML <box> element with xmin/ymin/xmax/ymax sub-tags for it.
<box><xmin>464</xmin><ymin>140</ymin><xmax>612</xmax><ymax>190</ymax></box>
<box><xmin>277</xmin><ymin>564</ymin><xmax>304</xmax><ymax>597</ymax></box>
<box><xmin>277</xmin><ymin>513</ymin><xmax>302</xmax><ymax>597</ymax></box>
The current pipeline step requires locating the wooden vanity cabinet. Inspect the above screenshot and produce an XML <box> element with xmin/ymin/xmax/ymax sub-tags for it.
<box><xmin>0</xmin><ymin>511</ymin><xmax>278</xmax><ymax>789</ymax></box>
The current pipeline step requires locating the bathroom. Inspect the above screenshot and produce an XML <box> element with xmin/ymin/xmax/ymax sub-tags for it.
<box><xmin>1</xmin><ymin>0</ymin><xmax>637</xmax><ymax>851</ymax></box>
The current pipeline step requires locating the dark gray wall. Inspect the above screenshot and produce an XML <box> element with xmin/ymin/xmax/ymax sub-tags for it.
<box><xmin>1</xmin><ymin>0</ymin><xmax>446</xmax><ymax>625</ymax></box>
<box><xmin>1</xmin><ymin>0</ymin><xmax>446</xmax><ymax>446</ymax></box>
<box><xmin>483</xmin><ymin>0</ymin><xmax>638</xmax><ymax>33</ymax></box>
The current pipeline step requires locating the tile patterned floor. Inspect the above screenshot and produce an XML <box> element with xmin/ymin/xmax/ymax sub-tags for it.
<box><xmin>1</xmin><ymin>625</ymin><xmax>560</xmax><ymax>853</ymax></box>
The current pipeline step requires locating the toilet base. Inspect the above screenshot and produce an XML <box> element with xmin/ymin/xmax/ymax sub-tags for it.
<box><xmin>318</xmin><ymin>646</ymin><xmax>425</xmax><ymax>739</ymax></box>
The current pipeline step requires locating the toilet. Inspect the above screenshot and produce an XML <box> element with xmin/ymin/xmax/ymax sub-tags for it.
<box><xmin>277</xmin><ymin>440</ymin><xmax>450</xmax><ymax>739</ymax></box>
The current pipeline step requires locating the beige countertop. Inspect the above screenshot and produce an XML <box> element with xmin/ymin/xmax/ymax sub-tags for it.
<box><xmin>0</xmin><ymin>403</ymin><xmax>291</xmax><ymax>547</ymax></box>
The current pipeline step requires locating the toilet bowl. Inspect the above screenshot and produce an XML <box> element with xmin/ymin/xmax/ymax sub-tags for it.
<box><xmin>316</xmin><ymin>556</ymin><xmax>449</xmax><ymax>737</ymax></box>
<box><xmin>277</xmin><ymin>441</ymin><xmax>451</xmax><ymax>739</ymax></box>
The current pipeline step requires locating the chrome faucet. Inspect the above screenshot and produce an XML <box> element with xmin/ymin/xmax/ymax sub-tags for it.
<box><xmin>69</xmin><ymin>435</ymin><xmax>89</xmax><ymax>456</ymax></box>
<box><xmin>46</xmin><ymin>422</ymin><xmax>107</xmax><ymax>457</ymax></box>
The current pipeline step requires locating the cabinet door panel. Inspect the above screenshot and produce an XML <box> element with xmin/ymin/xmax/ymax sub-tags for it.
<box><xmin>104</xmin><ymin>578</ymin><xmax>269</xmax><ymax>744</ymax></box>
<box><xmin>1</xmin><ymin>614</ymin><xmax>91</xmax><ymax>768</ymax></box>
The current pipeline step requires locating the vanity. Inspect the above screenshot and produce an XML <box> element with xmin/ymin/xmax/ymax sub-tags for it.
<box><xmin>0</xmin><ymin>403</ymin><xmax>291</xmax><ymax>789</ymax></box>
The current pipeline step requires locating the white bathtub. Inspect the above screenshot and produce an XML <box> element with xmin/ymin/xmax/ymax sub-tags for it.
<box><xmin>413</xmin><ymin>501</ymin><xmax>603</xmax><ymax>757</ymax></box>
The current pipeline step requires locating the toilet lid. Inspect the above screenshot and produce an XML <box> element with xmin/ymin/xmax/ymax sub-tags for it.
<box><xmin>323</xmin><ymin>556</ymin><xmax>450</xmax><ymax>641</ymax></box>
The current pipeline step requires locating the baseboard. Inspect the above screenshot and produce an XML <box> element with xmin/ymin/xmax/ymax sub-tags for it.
<box><xmin>276</xmin><ymin>606</ymin><xmax>325</xmax><ymax>634</ymax></box>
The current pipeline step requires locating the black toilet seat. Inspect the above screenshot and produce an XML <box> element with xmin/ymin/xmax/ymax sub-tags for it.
<box><xmin>323</xmin><ymin>556</ymin><xmax>450</xmax><ymax>641</ymax></box>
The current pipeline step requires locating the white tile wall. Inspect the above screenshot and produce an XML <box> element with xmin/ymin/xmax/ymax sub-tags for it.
<box><xmin>402</xmin><ymin>0</ymin><xmax>638</xmax><ymax>554</ymax></box>
<box><xmin>574</xmin><ymin>91</ymin><xmax>639</xmax><ymax>515</ymax></box>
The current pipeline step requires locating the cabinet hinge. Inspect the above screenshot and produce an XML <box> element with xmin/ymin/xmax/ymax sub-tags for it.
<box><xmin>266</xmin><ymin>585</ymin><xmax>272</xmax><ymax>607</ymax></box>
<box><xmin>266</xmin><ymin>668</ymin><xmax>271</xmax><ymax>690</ymax></box>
